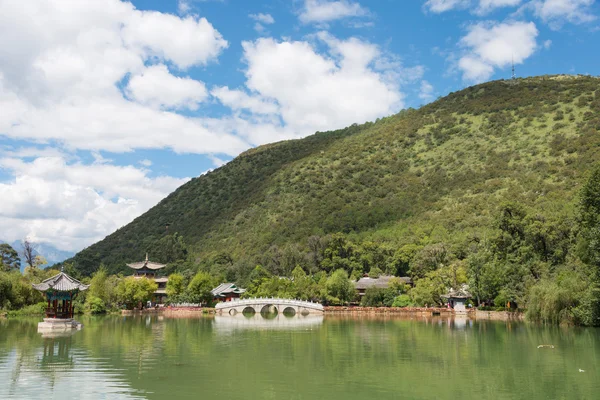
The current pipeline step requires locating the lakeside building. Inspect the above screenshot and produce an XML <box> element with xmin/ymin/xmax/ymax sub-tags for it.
<box><xmin>126</xmin><ymin>254</ymin><xmax>168</xmax><ymax>304</ymax></box>
<box><xmin>211</xmin><ymin>283</ymin><xmax>246</xmax><ymax>302</ymax></box>
<box><xmin>32</xmin><ymin>271</ymin><xmax>90</xmax><ymax>319</ymax></box>
<box><xmin>354</xmin><ymin>275</ymin><xmax>412</xmax><ymax>298</ymax></box>
<box><xmin>442</xmin><ymin>285</ymin><xmax>471</xmax><ymax>312</ymax></box>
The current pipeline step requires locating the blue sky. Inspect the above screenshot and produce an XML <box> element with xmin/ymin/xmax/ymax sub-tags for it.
<box><xmin>0</xmin><ymin>0</ymin><xmax>598</xmax><ymax>253</ymax></box>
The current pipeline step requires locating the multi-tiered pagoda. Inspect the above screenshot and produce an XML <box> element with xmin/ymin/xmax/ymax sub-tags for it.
<box><xmin>127</xmin><ymin>254</ymin><xmax>168</xmax><ymax>304</ymax></box>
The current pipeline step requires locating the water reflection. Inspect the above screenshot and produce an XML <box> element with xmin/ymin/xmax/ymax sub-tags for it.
<box><xmin>1</xmin><ymin>315</ymin><xmax>600</xmax><ymax>400</ymax></box>
<box><xmin>214</xmin><ymin>313</ymin><xmax>324</xmax><ymax>333</ymax></box>
<box><xmin>0</xmin><ymin>318</ymin><xmax>147</xmax><ymax>400</ymax></box>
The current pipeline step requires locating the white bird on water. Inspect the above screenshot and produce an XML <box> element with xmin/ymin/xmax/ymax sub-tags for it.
<box><xmin>579</xmin><ymin>369</ymin><xmax>585</xmax><ymax>373</ymax></box>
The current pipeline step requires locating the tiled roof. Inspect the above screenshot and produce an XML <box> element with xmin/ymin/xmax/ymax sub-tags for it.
<box><xmin>355</xmin><ymin>275</ymin><xmax>412</xmax><ymax>290</ymax></box>
<box><xmin>32</xmin><ymin>272</ymin><xmax>90</xmax><ymax>292</ymax></box>
<box><xmin>211</xmin><ymin>283</ymin><xmax>246</xmax><ymax>296</ymax></box>
<box><xmin>126</xmin><ymin>254</ymin><xmax>165</xmax><ymax>270</ymax></box>
<box><xmin>442</xmin><ymin>284</ymin><xmax>471</xmax><ymax>299</ymax></box>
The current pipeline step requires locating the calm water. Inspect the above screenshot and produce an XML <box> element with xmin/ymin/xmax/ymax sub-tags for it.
<box><xmin>1</xmin><ymin>314</ymin><xmax>599</xmax><ymax>400</ymax></box>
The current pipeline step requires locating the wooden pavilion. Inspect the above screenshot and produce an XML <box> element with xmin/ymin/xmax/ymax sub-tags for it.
<box><xmin>32</xmin><ymin>272</ymin><xmax>89</xmax><ymax>319</ymax></box>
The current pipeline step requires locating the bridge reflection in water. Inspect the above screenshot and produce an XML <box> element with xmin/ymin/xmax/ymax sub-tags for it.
<box><xmin>213</xmin><ymin>313</ymin><xmax>324</xmax><ymax>332</ymax></box>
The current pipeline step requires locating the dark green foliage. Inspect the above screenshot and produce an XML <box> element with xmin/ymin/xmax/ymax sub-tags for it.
<box><xmin>360</xmin><ymin>287</ymin><xmax>397</xmax><ymax>307</ymax></box>
<box><xmin>0</xmin><ymin>243</ymin><xmax>20</xmax><ymax>271</ymax></box>
<box><xmin>55</xmin><ymin>75</ymin><xmax>600</xmax><ymax>324</ymax></box>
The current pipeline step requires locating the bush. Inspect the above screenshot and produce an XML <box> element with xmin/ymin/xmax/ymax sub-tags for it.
<box><xmin>392</xmin><ymin>294</ymin><xmax>411</xmax><ymax>307</ymax></box>
<box><xmin>6</xmin><ymin>302</ymin><xmax>46</xmax><ymax>317</ymax></box>
<box><xmin>85</xmin><ymin>295</ymin><xmax>106</xmax><ymax>314</ymax></box>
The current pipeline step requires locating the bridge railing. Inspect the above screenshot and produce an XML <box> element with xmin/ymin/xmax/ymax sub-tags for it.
<box><xmin>215</xmin><ymin>297</ymin><xmax>324</xmax><ymax>310</ymax></box>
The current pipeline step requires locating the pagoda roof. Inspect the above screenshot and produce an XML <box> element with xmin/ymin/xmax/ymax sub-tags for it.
<box><xmin>126</xmin><ymin>254</ymin><xmax>166</xmax><ymax>270</ymax></box>
<box><xmin>32</xmin><ymin>272</ymin><xmax>90</xmax><ymax>292</ymax></box>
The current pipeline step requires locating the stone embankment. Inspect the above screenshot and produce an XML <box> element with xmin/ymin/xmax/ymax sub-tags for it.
<box><xmin>324</xmin><ymin>306</ymin><xmax>456</xmax><ymax>316</ymax></box>
<box><xmin>120</xmin><ymin>306</ymin><xmax>523</xmax><ymax>321</ymax></box>
<box><xmin>121</xmin><ymin>307</ymin><xmax>215</xmax><ymax>316</ymax></box>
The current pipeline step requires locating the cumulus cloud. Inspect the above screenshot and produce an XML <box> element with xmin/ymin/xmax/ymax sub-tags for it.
<box><xmin>424</xmin><ymin>0</ymin><xmax>522</xmax><ymax>14</ymax></box>
<box><xmin>424</xmin><ymin>0</ymin><xmax>471</xmax><ymax>13</ymax></box>
<box><xmin>0</xmin><ymin>0</ymin><xmax>239</xmax><ymax>155</ymax></box>
<box><xmin>457</xmin><ymin>21</ymin><xmax>539</xmax><ymax>82</ymax></box>
<box><xmin>419</xmin><ymin>81</ymin><xmax>435</xmax><ymax>102</ymax></box>
<box><xmin>250</xmin><ymin>13</ymin><xmax>275</xmax><ymax>33</ymax></box>
<box><xmin>211</xmin><ymin>86</ymin><xmax>279</xmax><ymax>115</ymax></box>
<box><xmin>530</xmin><ymin>0</ymin><xmax>596</xmax><ymax>28</ymax></box>
<box><xmin>299</xmin><ymin>0</ymin><xmax>369</xmax><ymax>24</ymax></box>
<box><xmin>0</xmin><ymin>156</ymin><xmax>188</xmax><ymax>251</ymax></box>
<box><xmin>249</xmin><ymin>13</ymin><xmax>275</xmax><ymax>24</ymax></box>
<box><xmin>239</xmin><ymin>34</ymin><xmax>404</xmax><ymax>135</ymax></box>
<box><xmin>126</xmin><ymin>64</ymin><xmax>208</xmax><ymax>110</ymax></box>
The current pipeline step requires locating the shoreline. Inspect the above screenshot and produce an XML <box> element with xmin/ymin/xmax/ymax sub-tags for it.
<box><xmin>120</xmin><ymin>306</ymin><xmax>524</xmax><ymax>321</ymax></box>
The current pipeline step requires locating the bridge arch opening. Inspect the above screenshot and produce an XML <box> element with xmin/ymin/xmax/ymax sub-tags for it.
<box><xmin>260</xmin><ymin>304</ymin><xmax>278</xmax><ymax>319</ymax></box>
<box><xmin>242</xmin><ymin>306</ymin><xmax>256</xmax><ymax>316</ymax></box>
<box><xmin>282</xmin><ymin>307</ymin><xmax>296</xmax><ymax>317</ymax></box>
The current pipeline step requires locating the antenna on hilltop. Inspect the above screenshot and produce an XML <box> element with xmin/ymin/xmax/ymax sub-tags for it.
<box><xmin>511</xmin><ymin>56</ymin><xmax>516</xmax><ymax>80</ymax></box>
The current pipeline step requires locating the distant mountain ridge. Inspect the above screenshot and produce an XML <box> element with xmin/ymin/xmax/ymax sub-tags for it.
<box><xmin>4</xmin><ymin>240</ymin><xmax>74</xmax><ymax>271</ymax></box>
<box><xmin>63</xmin><ymin>75</ymin><xmax>600</xmax><ymax>276</ymax></box>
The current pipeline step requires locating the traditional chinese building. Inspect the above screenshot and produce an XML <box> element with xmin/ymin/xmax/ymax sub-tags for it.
<box><xmin>211</xmin><ymin>283</ymin><xmax>246</xmax><ymax>302</ymax></box>
<box><xmin>442</xmin><ymin>285</ymin><xmax>471</xmax><ymax>313</ymax></box>
<box><xmin>32</xmin><ymin>271</ymin><xmax>89</xmax><ymax>319</ymax></box>
<box><xmin>354</xmin><ymin>275</ymin><xmax>412</xmax><ymax>298</ymax></box>
<box><xmin>126</xmin><ymin>254</ymin><xmax>168</xmax><ymax>304</ymax></box>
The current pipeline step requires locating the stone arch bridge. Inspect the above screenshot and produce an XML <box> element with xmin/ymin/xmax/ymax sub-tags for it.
<box><xmin>215</xmin><ymin>298</ymin><xmax>324</xmax><ymax>315</ymax></box>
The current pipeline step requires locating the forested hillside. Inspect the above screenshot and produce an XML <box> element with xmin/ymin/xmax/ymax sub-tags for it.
<box><xmin>62</xmin><ymin>75</ymin><xmax>600</xmax><ymax>322</ymax></box>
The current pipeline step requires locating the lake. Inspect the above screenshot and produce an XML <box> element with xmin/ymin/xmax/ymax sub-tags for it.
<box><xmin>1</xmin><ymin>314</ymin><xmax>599</xmax><ymax>399</ymax></box>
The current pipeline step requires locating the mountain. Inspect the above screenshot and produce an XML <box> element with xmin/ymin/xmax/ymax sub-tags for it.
<box><xmin>65</xmin><ymin>75</ymin><xmax>600</xmax><ymax>277</ymax></box>
<box><xmin>6</xmin><ymin>240</ymin><xmax>74</xmax><ymax>271</ymax></box>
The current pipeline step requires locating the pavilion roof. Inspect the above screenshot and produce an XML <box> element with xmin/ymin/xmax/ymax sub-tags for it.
<box><xmin>442</xmin><ymin>284</ymin><xmax>472</xmax><ymax>299</ymax></box>
<box><xmin>32</xmin><ymin>272</ymin><xmax>90</xmax><ymax>292</ymax></box>
<box><xmin>355</xmin><ymin>275</ymin><xmax>412</xmax><ymax>290</ymax></box>
<box><xmin>211</xmin><ymin>283</ymin><xmax>246</xmax><ymax>297</ymax></box>
<box><xmin>126</xmin><ymin>253</ymin><xmax>166</xmax><ymax>270</ymax></box>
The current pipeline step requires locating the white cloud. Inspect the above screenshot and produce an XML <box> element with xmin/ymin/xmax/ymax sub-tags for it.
<box><xmin>249</xmin><ymin>13</ymin><xmax>275</xmax><ymax>24</ymax></box>
<box><xmin>240</xmin><ymin>34</ymin><xmax>404</xmax><ymax>135</ymax></box>
<box><xmin>419</xmin><ymin>81</ymin><xmax>435</xmax><ymax>102</ymax></box>
<box><xmin>126</xmin><ymin>64</ymin><xmax>208</xmax><ymax>110</ymax></box>
<box><xmin>178</xmin><ymin>0</ymin><xmax>191</xmax><ymax>15</ymax></box>
<box><xmin>424</xmin><ymin>0</ymin><xmax>522</xmax><ymax>14</ymax></box>
<box><xmin>299</xmin><ymin>0</ymin><xmax>369</xmax><ymax>23</ymax></box>
<box><xmin>139</xmin><ymin>159</ymin><xmax>152</xmax><ymax>167</ymax></box>
<box><xmin>0</xmin><ymin>156</ymin><xmax>188</xmax><ymax>251</ymax></box>
<box><xmin>457</xmin><ymin>21</ymin><xmax>539</xmax><ymax>82</ymax></box>
<box><xmin>424</xmin><ymin>0</ymin><xmax>470</xmax><ymax>13</ymax></box>
<box><xmin>543</xmin><ymin>39</ymin><xmax>553</xmax><ymax>48</ymax></box>
<box><xmin>211</xmin><ymin>86</ymin><xmax>279</xmax><ymax>115</ymax></box>
<box><xmin>476</xmin><ymin>0</ymin><xmax>522</xmax><ymax>14</ymax></box>
<box><xmin>122</xmin><ymin>11</ymin><xmax>228</xmax><ymax>69</ymax></box>
<box><xmin>0</xmin><ymin>0</ymin><xmax>241</xmax><ymax>156</ymax></box>
<box><xmin>531</xmin><ymin>0</ymin><xmax>596</xmax><ymax>28</ymax></box>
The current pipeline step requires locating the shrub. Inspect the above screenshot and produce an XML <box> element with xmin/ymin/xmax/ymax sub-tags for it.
<box><xmin>392</xmin><ymin>294</ymin><xmax>411</xmax><ymax>308</ymax></box>
<box><xmin>6</xmin><ymin>302</ymin><xmax>46</xmax><ymax>317</ymax></box>
<box><xmin>85</xmin><ymin>295</ymin><xmax>106</xmax><ymax>314</ymax></box>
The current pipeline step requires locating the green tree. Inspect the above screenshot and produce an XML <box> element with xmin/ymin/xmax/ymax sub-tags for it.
<box><xmin>116</xmin><ymin>277</ymin><xmax>158</xmax><ymax>310</ymax></box>
<box><xmin>0</xmin><ymin>244</ymin><xmax>20</xmax><ymax>271</ymax></box>
<box><xmin>186</xmin><ymin>271</ymin><xmax>214</xmax><ymax>305</ymax></box>
<box><xmin>325</xmin><ymin>269</ymin><xmax>354</xmax><ymax>305</ymax></box>
<box><xmin>166</xmin><ymin>273</ymin><xmax>185</xmax><ymax>300</ymax></box>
